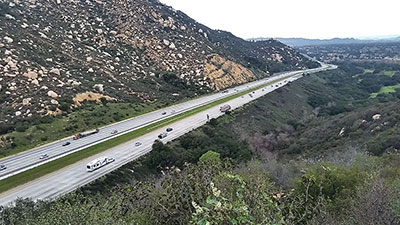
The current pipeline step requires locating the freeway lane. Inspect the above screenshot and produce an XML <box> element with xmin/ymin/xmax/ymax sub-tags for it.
<box><xmin>0</xmin><ymin>65</ymin><xmax>333</xmax><ymax>180</ymax></box>
<box><xmin>0</xmin><ymin>63</ymin><xmax>336</xmax><ymax>206</ymax></box>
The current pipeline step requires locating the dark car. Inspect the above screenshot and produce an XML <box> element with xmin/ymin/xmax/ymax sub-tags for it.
<box><xmin>161</xmin><ymin>111</ymin><xmax>167</xmax><ymax>115</ymax></box>
<box><xmin>135</xmin><ymin>142</ymin><xmax>142</xmax><ymax>147</ymax></box>
<box><xmin>0</xmin><ymin>165</ymin><xmax>6</xmax><ymax>171</ymax></box>
<box><xmin>166</xmin><ymin>127</ymin><xmax>173</xmax><ymax>132</ymax></box>
<box><xmin>111</xmin><ymin>130</ymin><xmax>118</xmax><ymax>134</ymax></box>
<box><xmin>62</xmin><ymin>142</ymin><xmax>71</xmax><ymax>146</ymax></box>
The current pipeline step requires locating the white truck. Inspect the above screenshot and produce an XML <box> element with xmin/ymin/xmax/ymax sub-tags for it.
<box><xmin>86</xmin><ymin>156</ymin><xmax>114</xmax><ymax>172</ymax></box>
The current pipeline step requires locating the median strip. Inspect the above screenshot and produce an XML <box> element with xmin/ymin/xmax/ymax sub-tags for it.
<box><xmin>0</xmin><ymin>74</ymin><xmax>294</xmax><ymax>194</ymax></box>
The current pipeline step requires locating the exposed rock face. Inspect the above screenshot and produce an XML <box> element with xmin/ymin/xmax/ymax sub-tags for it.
<box><xmin>204</xmin><ymin>54</ymin><xmax>256</xmax><ymax>90</ymax></box>
<box><xmin>0</xmin><ymin>0</ymin><xmax>318</xmax><ymax>128</ymax></box>
<box><xmin>73</xmin><ymin>92</ymin><xmax>115</xmax><ymax>107</ymax></box>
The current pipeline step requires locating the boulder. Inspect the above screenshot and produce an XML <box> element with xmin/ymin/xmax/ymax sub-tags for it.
<box><xmin>22</xmin><ymin>98</ymin><xmax>32</xmax><ymax>105</ymax></box>
<box><xmin>49</xmin><ymin>68</ymin><xmax>61</xmax><ymax>76</ymax></box>
<box><xmin>372</xmin><ymin>114</ymin><xmax>381</xmax><ymax>120</ymax></box>
<box><xmin>3</xmin><ymin>37</ymin><xmax>13</xmax><ymax>43</ymax></box>
<box><xmin>47</xmin><ymin>90</ymin><xmax>58</xmax><ymax>98</ymax></box>
<box><xmin>93</xmin><ymin>84</ymin><xmax>104</xmax><ymax>92</ymax></box>
<box><xmin>23</xmin><ymin>71</ymin><xmax>38</xmax><ymax>79</ymax></box>
<box><xmin>32</xmin><ymin>79</ymin><xmax>39</xmax><ymax>86</ymax></box>
<box><xmin>163</xmin><ymin>39</ymin><xmax>170</xmax><ymax>46</ymax></box>
<box><xmin>5</xmin><ymin>14</ymin><xmax>15</xmax><ymax>20</ymax></box>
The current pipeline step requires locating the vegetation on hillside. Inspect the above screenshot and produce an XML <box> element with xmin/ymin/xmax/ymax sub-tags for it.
<box><xmin>2</xmin><ymin>61</ymin><xmax>400</xmax><ymax>224</ymax></box>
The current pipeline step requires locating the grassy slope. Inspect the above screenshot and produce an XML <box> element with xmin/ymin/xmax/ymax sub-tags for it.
<box><xmin>0</xmin><ymin>103</ymin><xmax>158</xmax><ymax>158</ymax></box>
<box><xmin>370</xmin><ymin>83</ymin><xmax>400</xmax><ymax>98</ymax></box>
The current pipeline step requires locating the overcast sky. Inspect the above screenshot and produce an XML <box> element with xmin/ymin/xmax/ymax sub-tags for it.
<box><xmin>160</xmin><ymin>0</ymin><xmax>399</xmax><ymax>40</ymax></box>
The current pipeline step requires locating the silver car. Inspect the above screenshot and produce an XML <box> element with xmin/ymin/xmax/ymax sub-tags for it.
<box><xmin>158</xmin><ymin>132</ymin><xmax>168</xmax><ymax>139</ymax></box>
<box><xmin>39</xmin><ymin>154</ymin><xmax>49</xmax><ymax>159</ymax></box>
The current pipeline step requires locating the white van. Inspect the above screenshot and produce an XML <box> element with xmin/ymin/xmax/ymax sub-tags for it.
<box><xmin>86</xmin><ymin>157</ymin><xmax>114</xmax><ymax>172</ymax></box>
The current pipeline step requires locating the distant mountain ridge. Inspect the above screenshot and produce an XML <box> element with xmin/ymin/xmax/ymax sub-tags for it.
<box><xmin>249</xmin><ymin>36</ymin><xmax>400</xmax><ymax>47</ymax></box>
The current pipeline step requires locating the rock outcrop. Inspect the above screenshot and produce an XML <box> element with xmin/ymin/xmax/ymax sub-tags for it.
<box><xmin>204</xmin><ymin>54</ymin><xmax>256</xmax><ymax>90</ymax></box>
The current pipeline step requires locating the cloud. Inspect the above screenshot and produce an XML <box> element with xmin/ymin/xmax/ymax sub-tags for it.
<box><xmin>160</xmin><ymin>0</ymin><xmax>399</xmax><ymax>39</ymax></box>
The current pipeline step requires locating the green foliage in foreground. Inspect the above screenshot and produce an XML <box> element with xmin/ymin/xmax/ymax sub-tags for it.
<box><xmin>1</xmin><ymin>154</ymin><xmax>399</xmax><ymax>225</ymax></box>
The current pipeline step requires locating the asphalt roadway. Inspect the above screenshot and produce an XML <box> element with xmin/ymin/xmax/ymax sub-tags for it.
<box><xmin>0</xmin><ymin>64</ymin><xmax>336</xmax><ymax>206</ymax></box>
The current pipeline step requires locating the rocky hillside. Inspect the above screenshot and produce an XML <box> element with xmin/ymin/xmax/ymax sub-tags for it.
<box><xmin>0</xmin><ymin>0</ymin><xmax>318</xmax><ymax>129</ymax></box>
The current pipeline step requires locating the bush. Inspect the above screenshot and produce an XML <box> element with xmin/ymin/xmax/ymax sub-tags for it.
<box><xmin>15</xmin><ymin>123</ymin><xmax>28</xmax><ymax>132</ymax></box>
<box><xmin>40</xmin><ymin>136</ymin><xmax>48</xmax><ymax>142</ymax></box>
<box><xmin>0</xmin><ymin>124</ymin><xmax>13</xmax><ymax>135</ymax></box>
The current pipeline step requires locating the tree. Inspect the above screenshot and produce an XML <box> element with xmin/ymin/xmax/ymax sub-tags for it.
<box><xmin>100</xmin><ymin>97</ymin><xmax>108</xmax><ymax>106</ymax></box>
<box><xmin>199</xmin><ymin>151</ymin><xmax>221</xmax><ymax>165</ymax></box>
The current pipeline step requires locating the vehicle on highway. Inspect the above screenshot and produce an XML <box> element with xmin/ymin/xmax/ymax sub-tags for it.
<box><xmin>39</xmin><ymin>154</ymin><xmax>49</xmax><ymax>159</ymax></box>
<box><xmin>222</xmin><ymin>90</ymin><xmax>229</xmax><ymax>93</ymax></box>
<box><xmin>166</xmin><ymin>127</ymin><xmax>173</xmax><ymax>132</ymax></box>
<box><xmin>73</xmin><ymin>128</ymin><xmax>99</xmax><ymax>140</ymax></box>
<box><xmin>249</xmin><ymin>94</ymin><xmax>253</xmax><ymax>97</ymax></box>
<box><xmin>135</xmin><ymin>142</ymin><xmax>142</xmax><ymax>147</ymax></box>
<box><xmin>0</xmin><ymin>165</ymin><xmax>6</xmax><ymax>171</ymax></box>
<box><xmin>262</xmin><ymin>89</ymin><xmax>265</xmax><ymax>91</ymax></box>
<box><xmin>252</xmin><ymin>91</ymin><xmax>255</xmax><ymax>94</ymax></box>
<box><xmin>158</xmin><ymin>132</ymin><xmax>168</xmax><ymax>139</ymax></box>
<box><xmin>62</xmin><ymin>142</ymin><xmax>71</xmax><ymax>146</ymax></box>
<box><xmin>111</xmin><ymin>130</ymin><xmax>118</xmax><ymax>134</ymax></box>
<box><xmin>275</xmin><ymin>85</ymin><xmax>278</xmax><ymax>87</ymax></box>
<box><xmin>161</xmin><ymin>111</ymin><xmax>167</xmax><ymax>115</ymax></box>
<box><xmin>86</xmin><ymin>156</ymin><xmax>115</xmax><ymax>172</ymax></box>
<box><xmin>220</xmin><ymin>104</ymin><xmax>232</xmax><ymax>113</ymax></box>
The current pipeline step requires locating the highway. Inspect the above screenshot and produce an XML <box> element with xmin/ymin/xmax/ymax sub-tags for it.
<box><xmin>0</xmin><ymin>63</ymin><xmax>336</xmax><ymax>206</ymax></box>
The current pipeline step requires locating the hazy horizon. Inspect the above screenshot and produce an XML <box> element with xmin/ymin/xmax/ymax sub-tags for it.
<box><xmin>160</xmin><ymin>0</ymin><xmax>399</xmax><ymax>40</ymax></box>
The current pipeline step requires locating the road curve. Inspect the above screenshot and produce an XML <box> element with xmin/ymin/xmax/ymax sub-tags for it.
<box><xmin>0</xmin><ymin>64</ymin><xmax>336</xmax><ymax>206</ymax></box>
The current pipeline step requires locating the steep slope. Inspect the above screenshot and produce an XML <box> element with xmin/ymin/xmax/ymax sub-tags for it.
<box><xmin>0</xmin><ymin>0</ymin><xmax>317</xmax><ymax>129</ymax></box>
